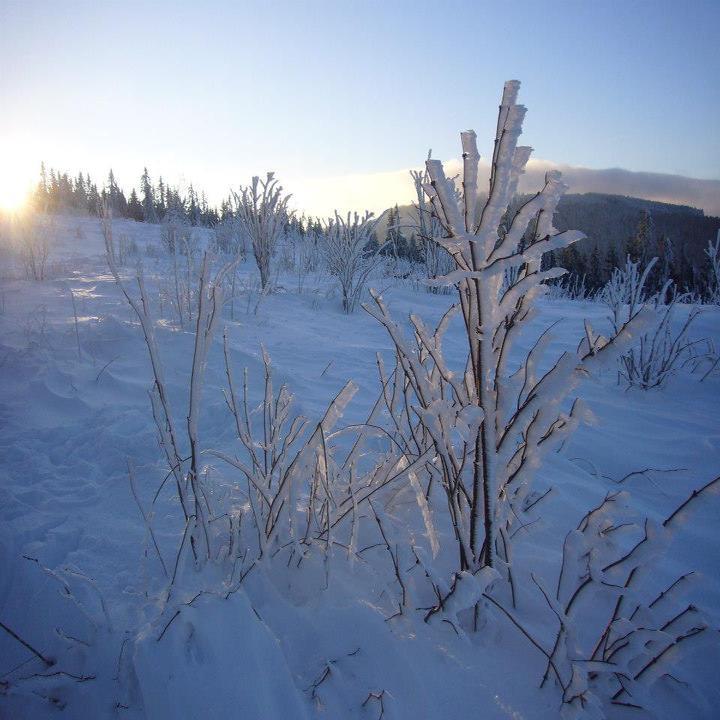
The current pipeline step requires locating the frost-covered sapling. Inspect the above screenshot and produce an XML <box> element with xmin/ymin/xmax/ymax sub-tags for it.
<box><xmin>409</xmin><ymin>159</ymin><xmax>454</xmax><ymax>293</ymax></box>
<box><xmin>366</xmin><ymin>81</ymin><xmax>654</xmax><ymax>597</ymax></box>
<box><xmin>602</xmin><ymin>256</ymin><xmax>705</xmax><ymax>389</ymax></box>
<box><xmin>14</xmin><ymin>213</ymin><xmax>52</xmax><ymax>281</ymax></box>
<box><xmin>213</xmin><ymin>216</ymin><xmax>247</xmax><ymax>260</ymax></box>
<box><xmin>704</xmin><ymin>230</ymin><xmax>720</xmax><ymax>304</ymax></box>
<box><xmin>322</xmin><ymin>211</ymin><xmax>381</xmax><ymax>313</ymax></box>
<box><xmin>104</xmin><ymin>203</ymin><xmax>235</xmax><ymax>569</ymax></box>
<box><xmin>233</xmin><ymin>173</ymin><xmax>291</xmax><ymax>291</ymax></box>
<box><xmin>157</xmin><ymin>206</ymin><xmax>197</xmax><ymax>327</ymax></box>
<box><xmin>209</xmin><ymin>341</ymin><xmax>429</xmax><ymax>587</ymax></box>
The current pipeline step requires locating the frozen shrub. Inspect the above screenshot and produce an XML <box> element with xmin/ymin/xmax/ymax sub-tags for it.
<box><xmin>16</xmin><ymin>214</ymin><xmax>52</xmax><ymax>281</ymax></box>
<box><xmin>602</xmin><ymin>257</ymin><xmax>705</xmax><ymax>389</ymax></box>
<box><xmin>545</xmin><ymin>272</ymin><xmax>593</xmax><ymax>301</ymax></box>
<box><xmin>161</xmin><ymin>215</ymin><xmax>199</xmax><ymax>327</ymax></box>
<box><xmin>233</xmin><ymin>173</ymin><xmax>291</xmax><ymax>291</ymax></box>
<box><xmin>704</xmin><ymin>230</ymin><xmax>720</xmax><ymax>304</ymax></box>
<box><xmin>322</xmin><ymin>211</ymin><xmax>381</xmax><ymax>313</ymax></box>
<box><xmin>409</xmin><ymin>161</ymin><xmax>454</xmax><ymax>293</ymax></box>
<box><xmin>160</xmin><ymin>207</ymin><xmax>191</xmax><ymax>255</ymax></box>
<box><xmin>104</xmin><ymin>201</ymin><xmax>236</xmax><ymax>569</ymax></box>
<box><xmin>367</xmin><ymin>81</ymin><xmax>653</xmax><ymax>581</ymax></box>
<box><xmin>529</xmin><ymin>486</ymin><xmax>714</xmax><ymax>716</ymax></box>
<box><xmin>213</xmin><ymin>217</ymin><xmax>247</xmax><ymax>260</ymax></box>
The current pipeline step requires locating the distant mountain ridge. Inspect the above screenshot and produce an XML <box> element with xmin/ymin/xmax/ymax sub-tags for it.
<box><xmin>562</xmin><ymin>192</ymin><xmax>704</xmax><ymax>217</ymax></box>
<box><xmin>384</xmin><ymin>192</ymin><xmax>719</xmax><ymax>265</ymax></box>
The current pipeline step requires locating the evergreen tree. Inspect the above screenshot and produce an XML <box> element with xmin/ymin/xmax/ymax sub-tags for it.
<box><xmin>220</xmin><ymin>197</ymin><xmax>233</xmax><ymax>222</ymax></box>
<box><xmin>127</xmin><ymin>188</ymin><xmax>144</xmax><ymax>221</ymax></box>
<box><xmin>86</xmin><ymin>176</ymin><xmax>100</xmax><ymax>215</ymax></box>
<box><xmin>605</xmin><ymin>244</ymin><xmax>620</xmax><ymax>274</ymax></box>
<box><xmin>625</xmin><ymin>210</ymin><xmax>656</xmax><ymax>264</ymax></box>
<box><xmin>156</xmin><ymin>176</ymin><xmax>166</xmax><ymax>220</ymax></box>
<box><xmin>49</xmin><ymin>170</ymin><xmax>59</xmax><ymax>211</ymax></box>
<box><xmin>407</xmin><ymin>232</ymin><xmax>423</xmax><ymax>263</ymax></box>
<box><xmin>34</xmin><ymin>162</ymin><xmax>50</xmax><ymax>210</ymax></box>
<box><xmin>165</xmin><ymin>185</ymin><xmax>186</xmax><ymax>221</ymax></box>
<box><xmin>587</xmin><ymin>246</ymin><xmax>603</xmax><ymax>290</ymax></box>
<box><xmin>560</xmin><ymin>243</ymin><xmax>586</xmax><ymax>279</ymax></box>
<box><xmin>107</xmin><ymin>169</ymin><xmax>128</xmax><ymax>216</ymax></box>
<box><xmin>541</xmin><ymin>249</ymin><xmax>557</xmax><ymax>272</ymax></box>
<box><xmin>656</xmin><ymin>234</ymin><xmax>674</xmax><ymax>290</ymax></box>
<box><xmin>187</xmin><ymin>184</ymin><xmax>201</xmax><ymax>226</ymax></box>
<box><xmin>670</xmin><ymin>244</ymin><xmax>692</xmax><ymax>291</ymax></box>
<box><xmin>383</xmin><ymin>205</ymin><xmax>408</xmax><ymax>257</ymax></box>
<box><xmin>74</xmin><ymin>172</ymin><xmax>88</xmax><ymax>211</ymax></box>
<box><xmin>40</xmin><ymin>162</ymin><xmax>48</xmax><ymax>195</ymax></box>
<box><xmin>199</xmin><ymin>191</ymin><xmax>218</xmax><ymax>226</ymax></box>
<box><xmin>140</xmin><ymin>167</ymin><xmax>157</xmax><ymax>223</ymax></box>
<box><xmin>58</xmin><ymin>173</ymin><xmax>74</xmax><ymax>208</ymax></box>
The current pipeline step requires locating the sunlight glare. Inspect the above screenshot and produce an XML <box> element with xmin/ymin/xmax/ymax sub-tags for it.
<box><xmin>0</xmin><ymin>138</ymin><xmax>36</xmax><ymax>213</ymax></box>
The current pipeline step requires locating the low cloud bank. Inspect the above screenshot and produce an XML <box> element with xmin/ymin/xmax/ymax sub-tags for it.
<box><xmin>520</xmin><ymin>161</ymin><xmax>720</xmax><ymax>217</ymax></box>
<box><xmin>288</xmin><ymin>159</ymin><xmax>720</xmax><ymax>218</ymax></box>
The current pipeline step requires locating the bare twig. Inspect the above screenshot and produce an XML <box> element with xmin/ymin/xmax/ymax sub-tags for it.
<box><xmin>0</xmin><ymin>621</ymin><xmax>53</xmax><ymax>667</ymax></box>
<box><xmin>362</xmin><ymin>689</ymin><xmax>387</xmax><ymax>719</ymax></box>
<box><xmin>663</xmin><ymin>475</ymin><xmax>720</xmax><ymax>528</ymax></box>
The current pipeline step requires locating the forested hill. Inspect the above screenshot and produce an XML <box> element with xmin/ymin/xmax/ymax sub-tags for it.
<box><xmin>390</xmin><ymin>193</ymin><xmax>718</xmax><ymax>256</ymax></box>
<box><xmin>380</xmin><ymin>191</ymin><xmax>719</xmax><ymax>291</ymax></box>
<box><xmin>552</xmin><ymin>192</ymin><xmax>719</xmax><ymax>264</ymax></box>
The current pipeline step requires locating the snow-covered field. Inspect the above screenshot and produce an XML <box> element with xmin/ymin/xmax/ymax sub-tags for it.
<box><xmin>1</xmin><ymin>213</ymin><xmax>718</xmax><ymax>719</ymax></box>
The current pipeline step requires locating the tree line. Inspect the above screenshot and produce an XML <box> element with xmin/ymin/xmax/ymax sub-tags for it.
<box><xmin>32</xmin><ymin>164</ymin><xmax>220</xmax><ymax>227</ymax></box>
<box><xmin>30</xmin><ymin>164</ymin><xmax>720</xmax><ymax>297</ymax></box>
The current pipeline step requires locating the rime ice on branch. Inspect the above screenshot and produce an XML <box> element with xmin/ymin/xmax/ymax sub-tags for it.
<box><xmin>322</xmin><ymin>211</ymin><xmax>381</xmax><ymax>313</ymax></box>
<box><xmin>233</xmin><ymin>173</ymin><xmax>291</xmax><ymax>291</ymax></box>
<box><xmin>367</xmin><ymin>81</ymin><xmax>653</xmax><ymax>577</ymax></box>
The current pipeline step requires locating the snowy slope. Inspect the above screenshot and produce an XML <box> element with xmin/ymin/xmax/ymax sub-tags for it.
<box><xmin>0</xmin><ymin>214</ymin><xmax>718</xmax><ymax>719</ymax></box>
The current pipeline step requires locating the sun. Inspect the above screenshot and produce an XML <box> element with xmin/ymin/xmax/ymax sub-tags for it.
<box><xmin>0</xmin><ymin>137</ymin><xmax>36</xmax><ymax>213</ymax></box>
<box><xmin>0</xmin><ymin>177</ymin><xmax>31</xmax><ymax>213</ymax></box>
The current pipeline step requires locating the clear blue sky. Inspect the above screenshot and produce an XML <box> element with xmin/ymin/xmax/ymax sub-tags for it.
<box><xmin>1</xmin><ymin>0</ymin><xmax>718</xmax><ymax>212</ymax></box>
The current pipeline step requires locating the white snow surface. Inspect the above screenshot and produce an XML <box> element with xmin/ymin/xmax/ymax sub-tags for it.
<box><xmin>0</xmin><ymin>214</ymin><xmax>719</xmax><ymax>719</ymax></box>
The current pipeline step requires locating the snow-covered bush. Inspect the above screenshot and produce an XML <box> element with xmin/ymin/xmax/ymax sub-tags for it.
<box><xmin>294</xmin><ymin>236</ymin><xmax>321</xmax><ymax>294</ymax></box>
<box><xmin>164</xmin><ymin>226</ymin><xmax>199</xmax><ymax>327</ymax></box>
<box><xmin>360</xmin><ymin>84</ymin><xmax>715</xmax><ymax>715</ymax></box>
<box><xmin>367</xmin><ymin>81</ymin><xmax>653</xmax><ymax>585</ymax></box>
<box><xmin>160</xmin><ymin>206</ymin><xmax>191</xmax><ymax>256</ymax></box>
<box><xmin>104</xmin><ymin>208</ymin><xmax>236</xmax><ymax>570</ymax></box>
<box><xmin>211</xmin><ymin>348</ymin><xmax>354</xmax><ymax>567</ymax></box>
<box><xmin>704</xmin><ymin>230</ymin><xmax>720</xmax><ymax>304</ymax></box>
<box><xmin>98</xmin><ymin>207</ymin><xmax>138</xmax><ymax>267</ymax></box>
<box><xmin>105</xmin><ymin>214</ymin><xmax>420</xmax><ymax>601</ymax></box>
<box><xmin>545</xmin><ymin>273</ymin><xmax>594</xmax><ymax>301</ymax></box>
<box><xmin>322</xmin><ymin>211</ymin><xmax>381</xmax><ymax>313</ymax></box>
<box><xmin>532</xmin><ymin>486</ymin><xmax>713</xmax><ymax>717</ymax></box>
<box><xmin>15</xmin><ymin>214</ymin><xmax>52</xmax><ymax>281</ymax></box>
<box><xmin>213</xmin><ymin>217</ymin><xmax>247</xmax><ymax>260</ymax></box>
<box><xmin>233</xmin><ymin>173</ymin><xmax>291</xmax><ymax>291</ymax></box>
<box><xmin>409</xmin><ymin>161</ymin><xmax>454</xmax><ymax>293</ymax></box>
<box><xmin>602</xmin><ymin>257</ymin><xmax>704</xmax><ymax>389</ymax></box>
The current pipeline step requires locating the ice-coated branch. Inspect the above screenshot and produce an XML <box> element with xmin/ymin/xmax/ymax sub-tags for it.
<box><xmin>368</xmin><ymin>80</ymin><xmax>653</xmax><ymax>586</ymax></box>
<box><xmin>705</xmin><ymin>230</ymin><xmax>720</xmax><ymax>304</ymax></box>
<box><xmin>104</xmin><ymin>198</ymin><xmax>238</xmax><ymax>569</ymax></box>
<box><xmin>322</xmin><ymin>211</ymin><xmax>381</xmax><ymax>313</ymax></box>
<box><xmin>102</xmin><ymin>202</ymin><xmax>190</xmax><ymax>525</ymax></box>
<box><xmin>233</xmin><ymin>172</ymin><xmax>291</xmax><ymax>290</ymax></box>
